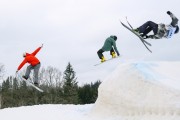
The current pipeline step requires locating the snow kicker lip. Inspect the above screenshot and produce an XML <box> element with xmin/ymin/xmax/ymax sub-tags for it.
<box><xmin>91</xmin><ymin>61</ymin><xmax>180</xmax><ymax>119</ymax></box>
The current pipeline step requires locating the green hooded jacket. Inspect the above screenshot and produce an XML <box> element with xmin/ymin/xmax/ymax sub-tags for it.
<box><xmin>101</xmin><ymin>36</ymin><xmax>119</xmax><ymax>55</ymax></box>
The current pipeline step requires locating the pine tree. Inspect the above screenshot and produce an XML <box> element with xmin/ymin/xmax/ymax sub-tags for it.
<box><xmin>62</xmin><ymin>62</ymin><xmax>78</xmax><ymax>104</ymax></box>
<box><xmin>78</xmin><ymin>80</ymin><xmax>101</xmax><ymax>104</ymax></box>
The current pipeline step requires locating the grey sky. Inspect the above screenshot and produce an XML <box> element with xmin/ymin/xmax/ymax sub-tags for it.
<box><xmin>0</xmin><ymin>0</ymin><xmax>180</xmax><ymax>84</ymax></box>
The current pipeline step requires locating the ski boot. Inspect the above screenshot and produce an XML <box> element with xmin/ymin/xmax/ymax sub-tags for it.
<box><xmin>134</xmin><ymin>28</ymin><xmax>145</xmax><ymax>37</ymax></box>
<box><xmin>133</xmin><ymin>28</ymin><xmax>141</xmax><ymax>35</ymax></box>
<box><xmin>101</xmin><ymin>56</ymin><xmax>106</xmax><ymax>63</ymax></box>
<box><xmin>22</xmin><ymin>75</ymin><xmax>28</xmax><ymax>80</ymax></box>
<box><xmin>34</xmin><ymin>82</ymin><xmax>39</xmax><ymax>87</ymax></box>
<box><xmin>111</xmin><ymin>52</ymin><xmax>116</xmax><ymax>58</ymax></box>
<box><xmin>142</xmin><ymin>35</ymin><xmax>149</xmax><ymax>39</ymax></box>
<box><xmin>133</xmin><ymin>28</ymin><xmax>139</xmax><ymax>32</ymax></box>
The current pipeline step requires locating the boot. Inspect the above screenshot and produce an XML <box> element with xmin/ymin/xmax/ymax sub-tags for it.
<box><xmin>22</xmin><ymin>76</ymin><xmax>28</xmax><ymax>80</ymax></box>
<box><xmin>133</xmin><ymin>28</ymin><xmax>141</xmax><ymax>35</ymax></box>
<box><xmin>111</xmin><ymin>52</ymin><xmax>116</xmax><ymax>58</ymax></box>
<box><xmin>134</xmin><ymin>29</ymin><xmax>145</xmax><ymax>37</ymax></box>
<box><xmin>34</xmin><ymin>82</ymin><xmax>39</xmax><ymax>87</ymax></box>
<box><xmin>133</xmin><ymin>28</ymin><xmax>139</xmax><ymax>32</ymax></box>
<box><xmin>101</xmin><ymin>56</ymin><xmax>106</xmax><ymax>63</ymax></box>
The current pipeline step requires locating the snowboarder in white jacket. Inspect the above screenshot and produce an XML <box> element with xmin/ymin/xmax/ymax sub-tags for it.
<box><xmin>134</xmin><ymin>11</ymin><xmax>179</xmax><ymax>39</ymax></box>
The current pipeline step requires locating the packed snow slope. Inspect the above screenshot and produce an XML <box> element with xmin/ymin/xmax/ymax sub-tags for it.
<box><xmin>91</xmin><ymin>61</ymin><xmax>180</xmax><ymax>120</ymax></box>
<box><xmin>1</xmin><ymin>61</ymin><xmax>180</xmax><ymax>120</ymax></box>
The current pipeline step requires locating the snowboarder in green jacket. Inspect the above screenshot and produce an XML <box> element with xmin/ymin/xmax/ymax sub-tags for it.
<box><xmin>97</xmin><ymin>35</ymin><xmax>120</xmax><ymax>62</ymax></box>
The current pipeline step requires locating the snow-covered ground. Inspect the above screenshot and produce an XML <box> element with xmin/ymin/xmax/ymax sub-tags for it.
<box><xmin>1</xmin><ymin>60</ymin><xmax>180</xmax><ymax>120</ymax></box>
<box><xmin>0</xmin><ymin>104</ymin><xmax>94</xmax><ymax>120</ymax></box>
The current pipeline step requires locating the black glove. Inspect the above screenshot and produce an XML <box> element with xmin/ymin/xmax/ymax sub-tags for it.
<box><xmin>167</xmin><ymin>11</ymin><xmax>172</xmax><ymax>15</ymax></box>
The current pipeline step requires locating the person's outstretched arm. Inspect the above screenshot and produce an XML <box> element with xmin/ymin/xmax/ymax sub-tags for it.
<box><xmin>167</xmin><ymin>11</ymin><xmax>178</xmax><ymax>27</ymax></box>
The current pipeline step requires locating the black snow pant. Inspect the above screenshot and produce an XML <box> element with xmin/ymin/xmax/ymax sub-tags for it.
<box><xmin>97</xmin><ymin>48</ymin><xmax>115</xmax><ymax>59</ymax></box>
<box><xmin>138</xmin><ymin>21</ymin><xmax>158</xmax><ymax>36</ymax></box>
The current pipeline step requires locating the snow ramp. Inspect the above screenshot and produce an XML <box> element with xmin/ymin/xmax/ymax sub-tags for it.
<box><xmin>90</xmin><ymin>61</ymin><xmax>180</xmax><ymax>120</ymax></box>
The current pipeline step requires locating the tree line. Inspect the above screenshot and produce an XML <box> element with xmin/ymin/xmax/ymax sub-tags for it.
<box><xmin>0</xmin><ymin>62</ymin><xmax>101</xmax><ymax>109</ymax></box>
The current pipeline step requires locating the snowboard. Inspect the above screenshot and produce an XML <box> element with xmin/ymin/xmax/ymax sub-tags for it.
<box><xmin>16</xmin><ymin>73</ymin><xmax>44</xmax><ymax>92</ymax></box>
<box><xmin>120</xmin><ymin>21</ymin><xmax>152</xmax><ymax>53</ymax></box>
<box><xmin>94</xmin><ymin>56</ymin><xmax>120</xmax><ymax>66</ymax></box>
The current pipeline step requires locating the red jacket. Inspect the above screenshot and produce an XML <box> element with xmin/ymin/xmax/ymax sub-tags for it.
<box><xmin>17</xmin><ymin>47</ymin><xmax>42</xmax><ymax>70</ymax></box>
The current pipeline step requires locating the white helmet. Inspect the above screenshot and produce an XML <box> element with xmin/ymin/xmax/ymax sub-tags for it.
<box><xmin>23</xmin><ymin>52</ymin><xmax>26</xmax><ymax>57</ymax></box>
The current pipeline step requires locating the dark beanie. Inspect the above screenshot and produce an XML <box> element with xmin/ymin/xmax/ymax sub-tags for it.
<box><xmin>113</xmin><ymin>36</ymin><xmax>117</xmax><ymax>41</ymax></box>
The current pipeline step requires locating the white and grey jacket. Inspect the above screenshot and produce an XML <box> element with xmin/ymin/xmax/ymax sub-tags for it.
<box><xmin>154</xmin><ymin>12</ymin><xmax>178</xmax><ymax>39</ymax></box>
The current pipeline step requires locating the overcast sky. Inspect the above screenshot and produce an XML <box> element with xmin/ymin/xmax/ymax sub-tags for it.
<box><xmin>0</xmin><ymin>0</ymin><xmax>180</xmax><ymax>84</ymax></box>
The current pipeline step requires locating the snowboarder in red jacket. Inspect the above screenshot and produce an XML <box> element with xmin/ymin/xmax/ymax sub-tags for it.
<box><xmin>16</xmin><ymin>44</ymin><xmax>43</xmax><ymax>86</ymax></box>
